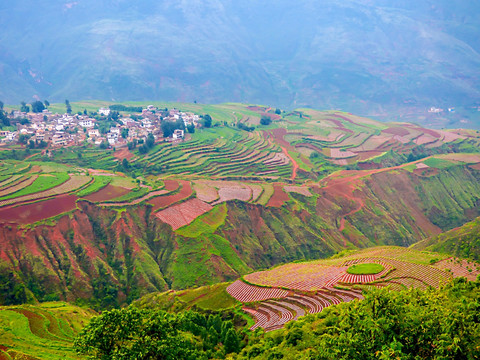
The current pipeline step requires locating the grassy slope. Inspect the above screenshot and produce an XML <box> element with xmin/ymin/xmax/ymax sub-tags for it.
<box><xmin>0</xmin><ymin>302</ymin><xmax>95</xmax><ymax>360</ymax></box>
<box><xmin>413</xmin><ymin>216</ymin><xmax>480</xmax><ymax>261</ymax></box>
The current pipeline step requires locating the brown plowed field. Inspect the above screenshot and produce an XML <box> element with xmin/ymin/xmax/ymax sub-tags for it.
<box><xmin>382</xmin><ymin>127</ymin><xmax>410</xmax><ymax>136</ymax></box>
<box><xmin>155</xmin><ymin>198</ymin><xmax>212</xmax><ymax>230</ymax></box>
<box><xmin>163</xmin><ymin>179</ymin><xmax>180</xmax><ymax>191</ymax></box>
<box><xmin>149</xmin><ymin>180</ymin><xmax>192</xmax><ymax>211</ymax></box>
<box><xmin>113</xmin><ymin>148</ymin><xmax>134</xmax><ymax>160</ymax></box>
<box><xmin>0</xmin><ymin>194</ymin><xmax>78</xmax><ymax>224</ymax></box>
<box><xmin>83</xmin><ymin>184</ymin><xmax>130</xmax><ymax>202</ymax></box>
<box><xmin>267</xmin><ymin>184</ymin><xmax>290</xmax><ymax>207</ymax></box>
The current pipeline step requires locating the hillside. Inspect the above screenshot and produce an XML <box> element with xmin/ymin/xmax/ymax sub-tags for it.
<box><xmin>0</xmin><ymin>302</ymin><xmax>95</xmax><ymax>360</ymax></box>
<box><xmin>413</xmin><ymin>216</ymin><xmax>480</xmax><ymax>261</ymax></box>
<box><xmin>1</xmin><ymin>1</ymin><xmax>480</xmax><ymax>125</ymax></box>
<box><xmin>2</xmin><ymin>107</ymin><xmax>480</xmax><ymax>307</ymax></box>
<box><xmin>2</xmin><ymin>247</ymin><xmax>479</xmax><ymax>359</ymax></box>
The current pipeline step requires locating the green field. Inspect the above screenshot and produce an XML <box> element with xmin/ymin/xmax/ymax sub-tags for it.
<box><xmin>347</xmin><ymin>263</ymin><xmax>385</xmax><ymax>275</ymax></box>
<box><xmin>0</xmin><ymin>173</ymin><xmax>69</xmax><ymax>200</ymax></box>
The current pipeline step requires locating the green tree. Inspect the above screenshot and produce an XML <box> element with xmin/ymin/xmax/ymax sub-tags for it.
<box><xmin>260</xmin><ymin>116</ymin><xmax>272</xmax><ymax>125</ymax></box>
<box><xmin>44</xmin><ymin>100</ymin><xmax>50</xmax><ymax>107</ymax></box>
<box><xmin>146</xmin><ymin>133</ymin><xmax>155</xmax><ymax>149</ymax></box>
<box><xmin>204</xmin><ymin>114</ymin><xmax>212</xmax><ymax>128</ymax></box>
<box><xmin>224</xmin><ymin>328</ymin><xmax>241</xmax><ymax>354</ymax></box>
<box><xmin>65</xmin><ymin>99</ymin><xmax>72</xmax><ymax>114</ymax></box>
<box><xmin>20</xmin><ymin>101</ymin><xmax>30</xmax><ymax>113</ymax></box>
<box><xmin>187</xmin><ymin>123</ymin><xmax>195</xmax><ymax>133</ymax></box>
<box><xmin>121</xmin><ymin>128</ymin><xmax>129</xmax><ymax>139</ymax></box>
<box><xmin>31</xmin><ymin>100</ymin><xmax>45</xmax><ymax>113</ymax></box>
<box><xmin>75</xmin><ymin>307</ymin><xmax>210</xmax><ymax>360</ymax></box>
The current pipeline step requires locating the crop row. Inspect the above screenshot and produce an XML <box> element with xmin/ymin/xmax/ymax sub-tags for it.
<box><xmin>241</xmin><ymin>288</ymin><xmax>363</xmax><ymax>331</ymax></box>
<box><xmin>244</xmin><ymin>263</ymin><xmax>348</xmax><ymax>291</ymax></box>
<box><xmin>132</xmin><ymin>131</ymin><xmax>292</xmax><ymax>178</ymax></box>
<box><xmin>155</xmin><ymin>198</ymin><xmax>213</xmax><ymax>230</ymax></box>
<box><xmin>226</xmin><ymin>280</ymin><xmax>289</xmax><ymax>303</ymax></box>
<box><xmin>0</xmin><ymin>175</ymin><xmax>38</xmax><ymax>197</ymax></box>
<box><xmin>0</xmin><ymin>175</ymin><xmax>91</xmax><ymax>207</ymax></box>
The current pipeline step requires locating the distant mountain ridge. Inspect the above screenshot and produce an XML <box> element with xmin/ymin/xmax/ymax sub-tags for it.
<box><xmin>1</xmin><ymin>0</ymin><xmax>480</xmax><ymax>118</ymax></box>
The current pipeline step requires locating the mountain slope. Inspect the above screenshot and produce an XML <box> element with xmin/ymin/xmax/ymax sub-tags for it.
<box><xmin>413</xmin><ymin>216</ymin><xmax>480</xmax><ymax>261</ymax></box>
<box><xmin>2</xmin><ymin>163</ymin><xmax>480</xmax><ymax>307</ymax></box>
<box><xmin>1</xmin><ymin>0</ymin><xmax>480</xmax><ymax>119</ymax></box>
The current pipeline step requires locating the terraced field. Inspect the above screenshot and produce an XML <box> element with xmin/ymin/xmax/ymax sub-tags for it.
<box><xmin>0</xmin><ymin>302</ymin><xmax>95</xmax><ymax>360</ymax></box>
<box><xmin>228</xmin><ymin>247</ymin><xmax>480</xmax><ymax>331</ymax></box>
<box><xmin>130</xmin><ymin>129</ymin><xmax>293</xmax><ymax>179</ymax></box>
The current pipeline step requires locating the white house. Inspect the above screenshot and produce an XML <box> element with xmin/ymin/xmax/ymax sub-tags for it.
<box><xmin>88</xmin><ymin>129</ymin><xmax>100</xmax><ymax>138</ymax></box>
<box><xmin>79</xmin><ymin>119</ymin><xmax>94</xmax><ymax>128</ymax></box>
<box><xmin>173</xmin><ymin>129</ymin><xmax>184</xmax><ymax>140</ymax></box>
<box><xmin>99</xmin><ymin>108</ymin><xmax>111</xmax><ymax>116</ymax></box>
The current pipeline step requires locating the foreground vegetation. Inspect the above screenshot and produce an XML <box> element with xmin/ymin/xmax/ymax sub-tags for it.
<box><xmin>69</xmin><ymin>277</ymin><xmax>480</xmax><ymax>360</ymax></box>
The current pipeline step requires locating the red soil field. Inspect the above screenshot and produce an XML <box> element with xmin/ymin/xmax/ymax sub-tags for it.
<box><xmin>356</xmin><ymin>151</ymin><xmax>383</xmax><ymax>162</ymax></box>
<box><xmin>270</xmin><ymin>128</ymin><xmax>291</xmax><ymax>148</ymax></box>
<box><xmin>83</xmin><ymin>184</ymin><xmax>130</xmax><ymax>202</ymax></box>
<box><xmin>267</xmin><ymin>184</ymin><xmax>290</xmax><ymax>207</ymax></box>
<box><xmin>0</xmin><ymin>194</ymin><xmax>78</xmax><ymax>224</ymax></box>
<box><xmin>330</xmin><ymin>113</ymin><xmax>367</xmax><ymax>128</ymax></box>
<box><xmin>469</xmin><ymin>163</ymin><xmax>480</xmax><ymax>170</ymax></box>
<box><xmin>155</xmin><ymin>198</ymin><xmax>213</xmax><ymax>230</ymax></box>
<box><xmin>325</xmin><ymin>118</ymin><xmax>354</xmax><ymax>134</ymax></box>
<box><xmin>281</xmin><ymin>146</ymin><xmax>298</xmax><ymax>180</ymax></box>
<box><xmin>148</xmin><ymin>180</ymin><xmax>192</xmax><ymax>211</ymax></box>
<box><xmin>247</xmin><ymin>105</ymin><xmax>267</xmax><ymax>112</ymax></box>
<box><xmin>163</xmin><ymin>179</ymin><xmax>180</xmax><ymax>191</ymax></box>
<box><xmin>382</xmin><ymin>127</ymin><xmax>410</xmax><ymax>136</ymax></box>
<box><xmin>113</xmin><ymin>148</ymin><xmax>134</xmax><ymax>161</ymax></box>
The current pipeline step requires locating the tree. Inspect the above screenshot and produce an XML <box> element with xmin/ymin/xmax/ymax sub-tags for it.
<box><xmin>204</xmin><ymin>114</ymin><xmax>212</xmax><ymax>128</ymax></box>
<box><xmin>20</xmin><ymin>101</ymin><xmax>30</xmax><ymax>113</ymax></box>
<box><xmin>275</xmin><ymin>108</ymin><xmax>281</xmax><ymax>115</ymax></box>
<box><xmin>187</xmin><ymin>124</ymin><xmax>195</xmax><ymax>133</ymax></box>
<box><xmin>0</xmin><ymin>100</ymin><xmax>3</xmax><ymax>110</ymax></box>
<box><xmin>146</xmin><ymin>133</ymin><xmax>155</xmax><ymax>149</ymax></box>
<box><xmin>65</xmin><ymin>99</ymin><xmax>72</xmax><ymax>114</ymax></box>
<box><xmin>260</xmin><ymin>116</ymin><xmax>272</xmax><ymax>125</ymax></box>
<box><xmin>31</xmin><ymin>100</ymin><xmax>45</xmax><ymax>113</ymax></box>
<box><xmin>18</xmin><ymin>134</ymin><xmax>29</xmax><ymax>144</ymax></box>
<box><xmin>99</xmin><ymin>141</ymin><xmax>108</xmax><ymax>149</ymax></box>
<box><xmin>121</xmin><ymin>128</ymin><xmax>129</xmax><ymax>139</ymax></box>
<box><xmin>138</xmin><ymin>145</ymin><xmax>148</xmax><ymax>154</ymax></box>
<box><xmin>122</xmin><ymin>158</ymin><xmax>129</xmax><ymax>170</ymax></box>
<box><xmin>224</xmin><ymin>328</ymin><xmax>241</xmax><ymax>354</ymax></box>
<box><xmin>44</xmin><ymin>100</ymin><xmax>50</xmax><ymax>107</ymax></box>
<box><xmin>28</xmin><ymin>140</ymin><xmax>35</xmax><ymax>149</ymax></box>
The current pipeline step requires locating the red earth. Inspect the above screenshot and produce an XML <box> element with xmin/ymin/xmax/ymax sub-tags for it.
<box><xmin>156</xmin><ymin>198</ymin><xmax>213</xmax><ymax>230</ymax></box>
<box><xmin>163</xmin><ymin>179</ymin><xmax>180</xmax><ymax>191</ymax></box>
<box><xmin>281</xmin><ymin>146</ymin><xmax>298</xmax><ymax>181</ymax></box>
<box><xmin>329</xmin><ymin>113</ymin><xmax>367</xmax><ymax>128</ymax></box>
<box><xmin>267</xmin><ymin>184</ymin><xmax>290</xmax><ymax>207</ymax></box>
<box><xmin>148</xmin><ymin>180</ymin><xmax>193</xmax><ymax>211</ymax></box>
<box><xmin>83</xmin><ymin>184</ymin><xmax>130</xmax><ymax>202</ymax></box>
<box><xmin>325</xmin><ymin>118</ymin><xmax>354</xmax><ymax>134</ymax></box>
<box><xmin>0</xmin><ymin>194</ymin><xmax>78</xmax><ymax>224</ymax></box>
<box><xmin>382</xmin><ymin>127</ymin><xmax>410</xmax><ymax>136</ymax></box>
<box><xmin>468</xmin><ymin>162</ymin><xmax>480</xmax><ymax>170</ymax></box>
<box><xmin>113</xmin><ymin>148</ymin><xmax>134</xmax><ymax>161</ymax></box>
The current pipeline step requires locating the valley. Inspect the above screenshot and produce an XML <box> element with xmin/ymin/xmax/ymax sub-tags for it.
<box><xmin>1</xmin><ymin>102</ymin><xmax>480</xmax><ymax>359</ymax></box>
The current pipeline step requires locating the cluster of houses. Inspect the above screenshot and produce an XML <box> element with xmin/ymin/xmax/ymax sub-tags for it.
<box><xmin>0</xmin><ymin>106</ymin><xmax>200</xmax><ymax>148</ymax></box>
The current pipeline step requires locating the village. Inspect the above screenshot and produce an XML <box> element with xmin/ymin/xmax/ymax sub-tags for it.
<box><xmin>0</xmin><ymin>105</ymin><xmax>200</xmax><ymax>148</ymax></box>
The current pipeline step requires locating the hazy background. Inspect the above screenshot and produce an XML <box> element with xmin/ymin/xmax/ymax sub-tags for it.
<box><xmin>1</xmin><ymin>0</ymin><xmax>479</xmax><ymax>126</ymax></box>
